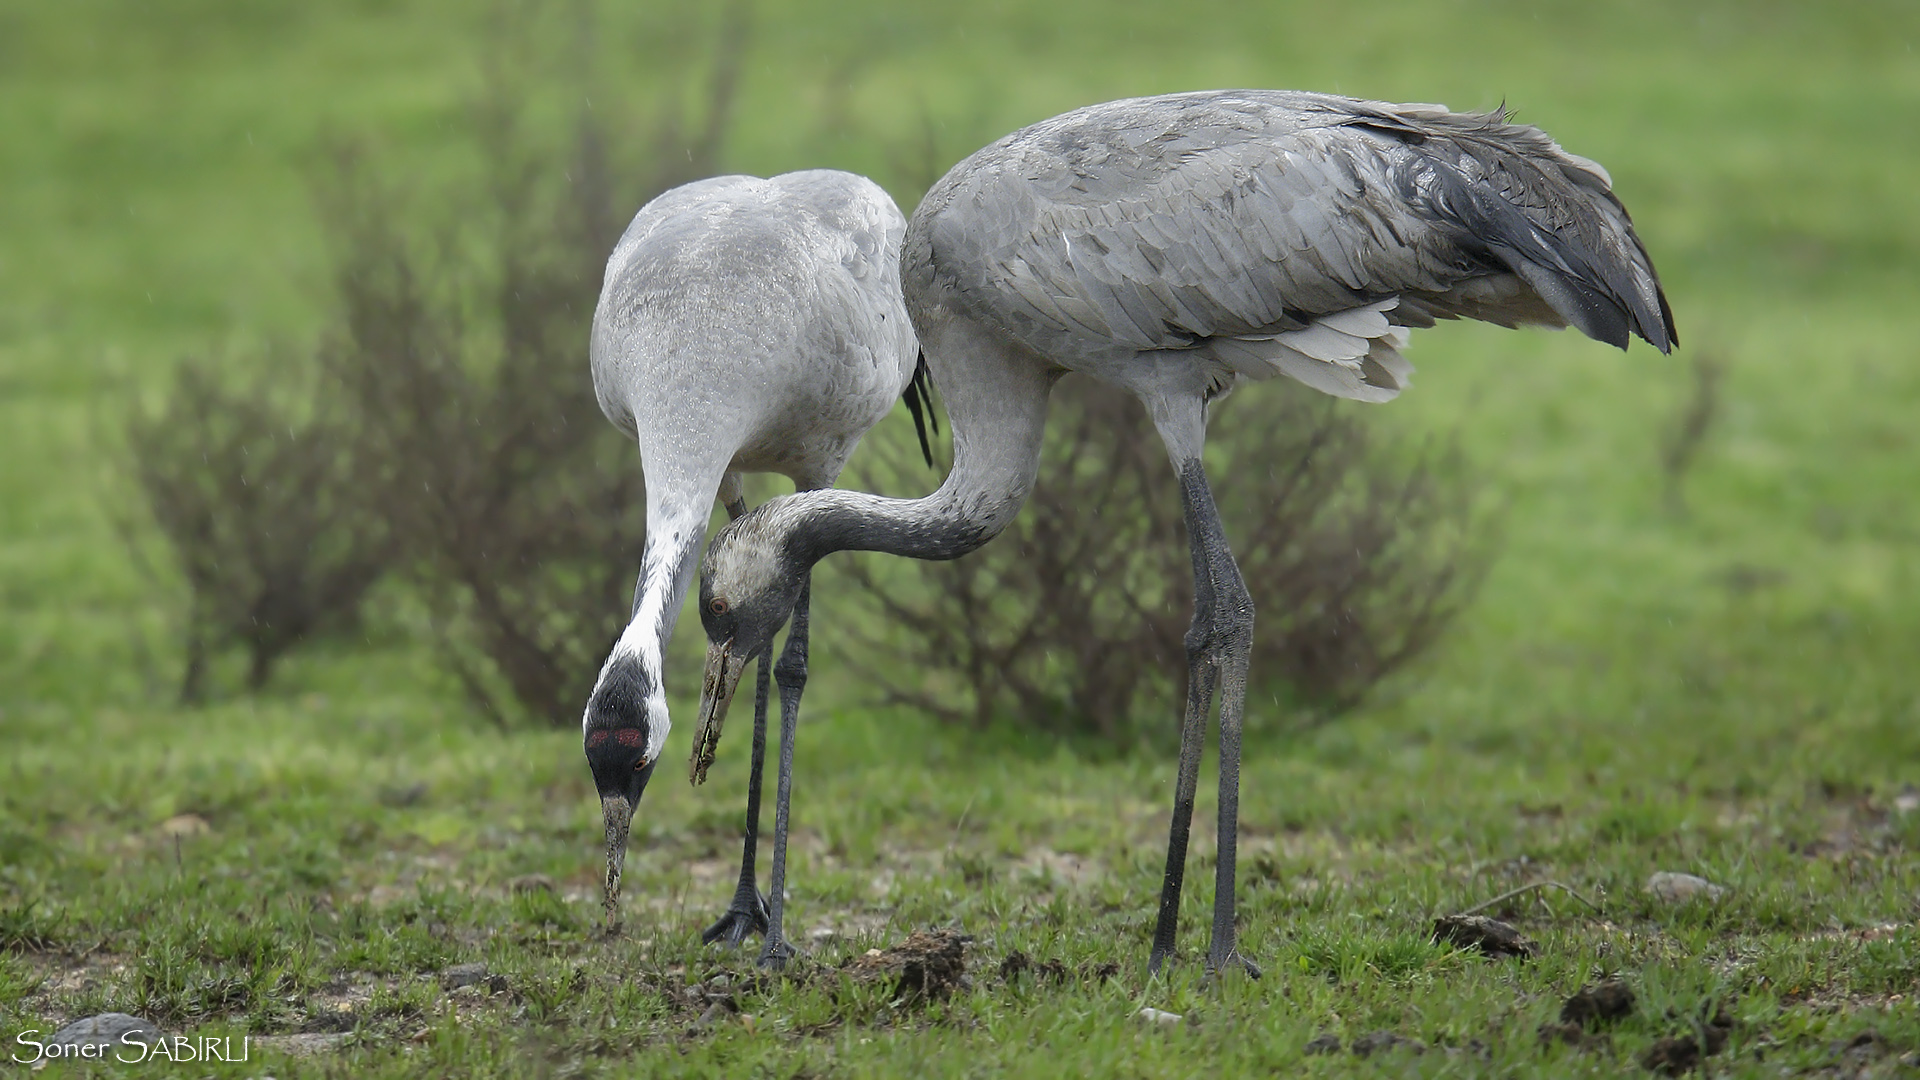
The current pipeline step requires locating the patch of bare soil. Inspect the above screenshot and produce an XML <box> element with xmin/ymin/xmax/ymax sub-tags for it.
<box><xmin>845</xmin><ymin>929</ymin><xmax>972</xmax><ymax>1003</ymax></box>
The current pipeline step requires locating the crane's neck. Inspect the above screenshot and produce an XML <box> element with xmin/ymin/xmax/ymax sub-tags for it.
<box><xmin>584</xmin><ymin>497</ymin><xmax>708</xmax><ymax>760</ymax></box>
<box><xmin>764</xmin><ymin>317</ymin><xmax>1059</xmax><ymax>570</ymax></box>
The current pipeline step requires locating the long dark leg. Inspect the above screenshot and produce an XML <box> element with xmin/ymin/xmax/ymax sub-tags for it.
<box><xmin>1148</xmin><ymin>459</ymin><xmax>1260</xmax><ymax>979</ymax></box>
<box><xmin>701</xmin><ymin>655</ymin><xmax>771</xmax><ymax>945</ymax></box>
<box><xmin>1149</xmin><ymin>514</ymin><xmax>1218</xmax><ymax>975</ymax></box>
<box><xmin>757</xmin><ymin>573</ymin><xmax>811</xmax><ymax>969</ymax></box>
<box><xmin>701</xmin><ymin>481</ymin><xmax>771</xmax><ymax>946</ymax></box>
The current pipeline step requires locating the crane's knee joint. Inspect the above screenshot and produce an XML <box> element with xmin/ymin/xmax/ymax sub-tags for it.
<box><xmin>774</xmin><ymin>650</ymin><xmax>809</xmax><ymax>693</ymax></box>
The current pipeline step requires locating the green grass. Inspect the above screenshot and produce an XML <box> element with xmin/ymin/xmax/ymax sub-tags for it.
<box><xmin>3</xmin><ymin>0</ymin><xmax>1919</xmax><ymax>1076</ymax></box>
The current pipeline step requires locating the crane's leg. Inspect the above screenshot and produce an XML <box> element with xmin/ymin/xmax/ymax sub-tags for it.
<box><xmin>757</xmin><ymin>573</ymin><xmax>811</xmax><ymax>969</ymax></box>
<box><xmin>702</xmin><ymin>474</ymin><xmax>771</xmax><ymax>946</ymax></box>
<box><xmin>1149</xmin><ymin>549</ymin><xmax>1217</xmax><ymax>976</ymax></box>
<box><xmin>700</xmin><ymin>656</ymin><xmax>772</xmax><ymax>945</ymax></box>
<box><xmin>1144</xmin><ymin>399</ymin><xmax>1260</xmax><ymax>980</ymax></box>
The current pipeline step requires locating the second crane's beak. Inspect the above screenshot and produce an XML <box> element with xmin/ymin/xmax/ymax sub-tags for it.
<box><xmin>601</xmin><ymin>793</ymin><xmax>633</xmax><ymax>934</ymax></box>
<box><xmin>691</xmin><ymin>638</ymin><xmax>747</xmax><ymax>786</ymax></box>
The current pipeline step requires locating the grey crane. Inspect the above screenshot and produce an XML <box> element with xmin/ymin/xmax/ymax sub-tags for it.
<box><xmin>693</xmin><ymin>90</ymin><xmax>1676</xmax><ymax>974</ymax></box>
<box><xmin>583</xmin><ymin>169</ymin><xmax>924</xmax><ymax>952</ymax></box>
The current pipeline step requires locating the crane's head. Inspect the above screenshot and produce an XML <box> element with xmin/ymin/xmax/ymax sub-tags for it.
<box><xmin>690</xmin><ymin>508</ymin><xmax>806</xmax><ymax>784</ymax></box>
<box><xmin>583</xmin><ymin>652</ymin><xmax>664</xmax><ymax>934</ymax></box>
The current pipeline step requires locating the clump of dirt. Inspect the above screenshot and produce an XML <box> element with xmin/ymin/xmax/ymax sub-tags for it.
<box><xmin>1432</xmin><ymin>914</ymin><xmax>1537</xmax><ymax>959</ymax></box>
<box><xmin>998</xmin><ymin>950</ymin><xmax>1117</xmax><ymax>986</ymax></box>
<box><xmin>1350</xmin><ymin>1031</ymin><xmax>1427</xmax><ymax>1057</ymax></box>
<box><xmin>846</xmin><ymin>929</ymin><xmax>971</xmax><ymax>1003</ymax></box>
<box><xmin>1640</xmin><ymin>1005</ymin><xmax>1733</xmax><ymax>1075</ymax></box>
<box><xmin>1562</xmin><ymin>978</ymin><xmax>1635</xmax><ymax>1026</ymax></box>
<box><xmin>999</xmin><ymin>949</ymin><xmax>1068</xmax><ymax>984</ymax></box>
<box><xmin>1540</xmin><ymin>978</ymin><xmax>1636</xmax><ymax>1049</ymax></box>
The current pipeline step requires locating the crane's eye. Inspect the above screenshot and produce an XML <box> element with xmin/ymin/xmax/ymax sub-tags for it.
<box><xmin>709</xmin><ymin>598</ymin><xmax>729</xmax><ymax>615</ymax></box>
<box><xmin>634</xmin><ymin>756</ymin><xmax>649</xmax><ymax>772</ymax></box>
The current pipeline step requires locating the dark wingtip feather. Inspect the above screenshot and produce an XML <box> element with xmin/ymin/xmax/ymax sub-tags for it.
<box><xmin>903</xmin><ymin>351</ymin><xmax>940</xmax><ymax>468</ymax></box>
<box><xmin>1654</xmin><ymin>284</ymin><xmax>1678</xmax><ymax>352</ymax></box>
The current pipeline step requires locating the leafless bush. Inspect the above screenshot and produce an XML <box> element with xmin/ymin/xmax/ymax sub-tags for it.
<box><xmin>316</xmin><ymin>11</ymin><xmax>749</xmax><ymax>724</ymax></box>
<box><xmin>128</xmin><ymin>355</ymin><xmax>392</xmax><ymax>701</ymax></box>
<box><xmin>834</xmin><ymin>378</ymin><xmax>1492</xmax><ymax>742</ymax></box>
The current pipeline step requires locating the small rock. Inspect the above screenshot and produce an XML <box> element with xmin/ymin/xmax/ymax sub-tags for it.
<box><xmin>1350</xmin><ymin>1031</ymin><xmax>1426</xmax><ymax>1057</ymax></box>
<box><xmin>409</xmin><ymin>1026</ymin><xmax>433</xmax><ymax>1043</ymax></box>
<box><xmin>1433</xmin><ymin>914</ymin><xmax>1537</xmax><ymax>959</ymax></box>
<box><xmin>440</xmin><ymin>963</ymin><xmax>490</xmax><ymax>990</ymax></box>
<box><xmin>692</xmin><ymin>997</ymin><xmax>738</xmax><ymax>1032</ymax></box>
<box><xmin>1561</xmin><ymin>978</ymin><xmax>1635</xmax><ymax>1027</ymax></box>
<box><xmin>508</xmin><ymin>874</ymin><xmax>556</xmax><ymax>895</ymax></box>
<box><xmin>47</xmin><ymin>1013</ymin><xmax>159</xmax><ymax>1051</ymax></box>
<box><xmin>1303</xmin><ymin>1033</ymin><xmax>1342</xmax><ymax>1055</ymax></box>
<box><xmin>157</xmin><ymin>813</ymin><xmax>209</xmax><ymax>837</ymax></box>
<box><xmin>807</xmin><ymin>926</ymin><xmax>839</xmax><ymax>945</ymax></box>
<box><xmin>1894</xmin><ymin>789</ymin><xmax>1919</xmax><ymax>815</ymax></box>
<box><xmin>1136</xmin><ymin>1007</ymin><xmax>1183</xmax><ymax>1026</ymax></box>
<box><xmin>1647</xmin><ymin>872</ymin><xmax>1727</xmax><ymax>904</ymax></box>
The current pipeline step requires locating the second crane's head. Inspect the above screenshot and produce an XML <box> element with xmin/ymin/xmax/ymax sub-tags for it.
<box><xmin>583</xmin><ymin>637</ymin><xmax>666</xmax><ymax>931</ymax></box>
<box><xmin>692</xmin><ymin>505</ymin><xmax>809</xmax><ymax>776</ymax></box>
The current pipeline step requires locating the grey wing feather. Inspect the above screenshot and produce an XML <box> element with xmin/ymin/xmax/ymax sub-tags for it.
<box><xmin>917</xmin><ymin>90</ymin><xmax>1674</xmax><ymax>405</ymax></box>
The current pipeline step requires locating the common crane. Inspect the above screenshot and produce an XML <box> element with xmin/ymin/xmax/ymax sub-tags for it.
<box><xmin>584</xmin><ymin>170</ymin><xmax>925</xmax><ymax>951</ymax></box>
<box><xmin>694</xmin><ymin>91</ymin><xmax>1675</xmax><ymax>973</ymax></box>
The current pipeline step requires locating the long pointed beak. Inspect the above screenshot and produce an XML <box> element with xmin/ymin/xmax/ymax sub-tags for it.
<box><xmin>600</xmin><ymin>794</ymin><xmax>634</xmax><ymax>934</ymax></box>
<box><xmin>690</xmin><ymin>638</ymin><xmax>748</xmax><ymax>786</ymax></box>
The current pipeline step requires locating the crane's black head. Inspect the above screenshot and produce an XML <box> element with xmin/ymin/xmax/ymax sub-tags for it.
<box><xmin>584</xmin><ymin>655</ymin><xmax>662</xmax><ymax>932</ymax></box>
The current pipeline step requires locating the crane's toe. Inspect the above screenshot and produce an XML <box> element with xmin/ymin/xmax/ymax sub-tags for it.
<box><xmin>700</xmin><ymin>890</ymin><xmax>771</xmax><ymax>948</ymax></box>
<box><xmin>1206</xmin><ymin>949</ymin><xmax>1262</xmax><ymax>983</ymax></box>
<box><xmin>755</xmin><ymin>936</ymin><xmax>796</xmax><ymax>971</ymax></box>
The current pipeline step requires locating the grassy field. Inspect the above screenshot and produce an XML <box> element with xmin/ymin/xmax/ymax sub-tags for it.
<box><xmin>3</xmin><ymin>0</ymin><xmax>1919</xmax><ymax>1076</ymax></box>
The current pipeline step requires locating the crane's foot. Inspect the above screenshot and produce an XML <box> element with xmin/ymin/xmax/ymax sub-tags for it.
<box><xmin>1204</xmin><ymin>948</ymin><xmax>1262</xmax><ymax>983</ymax></box>
<box><xmin>755</xmin><ymin>936</ymin><xmax>796</xmax><ymax>971</ymax></box>
<box><xmin>1146</xmin><ymin>946</ymin><xmax>1176</xmax><ymax>980</ymax></box>
<box><xmin>700</xmin><ymin>890</ymin><xmax>770</xmax><ymax>948</ymax></box>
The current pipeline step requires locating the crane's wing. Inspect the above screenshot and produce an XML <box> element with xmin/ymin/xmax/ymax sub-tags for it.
<box><xmin>916</xmin><ymin>91</ymin><xmax>1675</xmax><ymax>402</ymax></box>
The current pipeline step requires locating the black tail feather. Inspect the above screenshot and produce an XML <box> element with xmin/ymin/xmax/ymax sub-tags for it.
<box><xmin>902</xmin><ymin>351</ymin><xmax>940</xmax><ymax>468</ymax></box>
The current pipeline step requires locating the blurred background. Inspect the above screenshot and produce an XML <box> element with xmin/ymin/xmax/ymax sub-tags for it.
<box><xmin>1</xmin><ymin>0</ymin><xmax>1917</xmax><ymax>1032</ymax></box>
<box><xmin>5</xmin><ymin>0</ymin><xmax>1915</xmax><ymax>747</ymax></box>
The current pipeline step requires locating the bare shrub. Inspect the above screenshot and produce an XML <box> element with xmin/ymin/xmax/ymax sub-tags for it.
<box><xmin>833</xmin><ymin>378</ymin><xmax>1492</xmax><ymax>742</ymax></box>
<box><xmin>316</xmin><ymin>6</ymin><xmax>749</xmax><ymax>725</ymax></box>
<box><xmin>128</xmin><ymin>354</ymin><xmax>392</xmax><ymax>701</ymax></box>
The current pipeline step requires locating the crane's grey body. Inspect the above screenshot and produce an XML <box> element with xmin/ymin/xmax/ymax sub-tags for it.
<box><xmin>584</xmin><ymin>169</ymin><xmax>917</xmax><ymax>951</ymax></box>
<box><xmin>696</xmin><ymin>91</ymin><xmax>1675</xmax><ymax>974</ymax></box>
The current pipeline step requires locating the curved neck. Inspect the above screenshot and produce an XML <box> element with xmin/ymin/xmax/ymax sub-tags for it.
<box><xmin>585</xmin><ymin>498</ymin><xmax>708</xmax><ymax>748</ymax></box>
<box><xmin>777</xmin><ymin>317</ymin><xmax>1059</xmax><ymax>568</ymax></box>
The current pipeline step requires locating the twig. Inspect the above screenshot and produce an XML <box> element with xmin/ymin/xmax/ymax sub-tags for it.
<box><xmin>1452</xmin><ymin>880</ymin><xmax>1602</xmax><ymax>918</ymax></box>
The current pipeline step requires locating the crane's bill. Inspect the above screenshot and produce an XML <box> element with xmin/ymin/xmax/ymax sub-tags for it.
<box><xmin>601</xmin><ymin>794</ymin><xmax>633</xmax><ymax>934</ymax></box>
<box><xmin>691</xmin><ymin>639</ymin><xmax>748</xmax><ymax>786</ymax></box>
